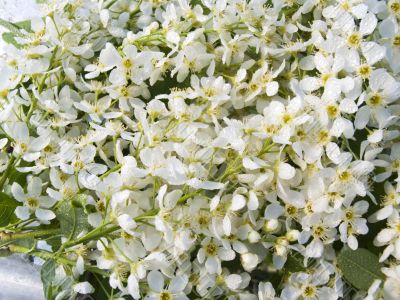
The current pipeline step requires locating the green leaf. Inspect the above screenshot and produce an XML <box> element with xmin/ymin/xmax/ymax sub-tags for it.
<box><xmin>337</xmin><ymin>247</ymin><xmax>384</xmax><ymax>291</ymax></box>
<box><xmin>2</xmin><ymin>32</ymin><xmax>23</xmax><ymax>49</ymax></box>
<box><xmin>0</xmin><ymin>192</ymin><xmax>19</xmax><ymax>227</ymax></box>
<box><xmin>46</xmin><ymin>235</ymin><xmax>62</xmax><ymax>252</ymax></box>
<box><xmin>56</xmin><ymin>200</ymin><xmax>91</xmax><ymax>240</ymax></box>
<box><xmin>0</xmin><ymin>18</ymin><xmax>26</xmax><ymax>37</ymax></box>
<box><xmin>14</xmin><ymin>20</ymin><xmax>32</xmax><ymax>32</ymax></box>
<box><xmin>41</xmin><ymin>259</ymin><xmax>56</xmax><ymax>300</ymax></box>
<box><xmin>89</xmin><ymin>273</ymin><xmax>113</xmax><ymax>300</ymax></box>
<box><xmin>14</xmin><ymin>237</ymin><xmax>35</xmax><ymax>249</ymax></box>
<box><xmin>0</xmin><ymin>249</ymin><xmax>12</xmax><ymax>257</ymax></box>
<box><xmin>8</xmin><ymin>169</ymin><xmax>28</xmax><ymax>187</ymax></box>
<box><xmin>285</xmin><ymin>254</ymin><xmax>306</xmax><ymax>273</ymax></box>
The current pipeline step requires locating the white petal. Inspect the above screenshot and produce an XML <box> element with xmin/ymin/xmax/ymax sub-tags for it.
<box><xmin>223</xmin><ymin>215</ymin><xmax>231</xmax><ymax>236</ymax></box>
<box><xmin>379</xmin><ymin>17</ymin><xmax>396</xmax><ymax>38</ymax></box>
<box><xmin>15</xmin><ymin>206</ymin><xmax>30</xmax><ymax>220</ymax></box>
<box><xmin>28</xmin><ymin>177</ymin><xmax>42</xmax><ymax>196</ymax></box>
<box><xmin>264</xmin><ymin>203</ymin><xmax>284</xmax><ymax>219</ymax></box>
<box><xmin>73</xmin><ymin>282</ymin><xmax>94</xmax><ymax>294</ymax></box>
<box><xmin>148</xmin><ymin>270</ymin><xmax>164</xmax><ymax>292</ymax></box>
<box><xmin>205</xmin><ymin>256</ymin><xmax>219</xmax><ymax>274</ymax></box>
<box><xmin>128</xmin><ymin>275</ymin><xmax>140</xmax><ymax>299</ymax></box>
<box><xmin>231</xmin><ymin>194</ymin><xmax>246</xmax><ymax>211</ymax></box>
<box><xmin>248</xmin><ymin>191</ymin><xmax>259</xmax><ymax>210</ymax></box>
<box><xmin>326</xmin><ymin>142</ymin><xmax>341</xmax><ymax>164</ymax></box>
<box><xmin>117</xmin><ymin>214</ymin><xmax>137</xmax><ymax>234</ymax></box>
<box><xmin>240</xmin><ymin>253</ymin><xmax>259</xmax><ymax>272</ymax></box>
<box><xmin>75</xmin><ymin>256</ymin><xmax>85</xmax><ymax>275</ymax></box>
<box><xmin>300</xmin><ymin>77</ymin><xmax>321</xmax><ymax>92</ymax></box>
<box><xmin>30</xmin><ymin>136</ymin><xmax>49</xmax><ymax>151</ymax></box>
<box><xmin>377</xmin><ymin>229</ymin><xmax>396</xmax><ymax>243</ymax></box>
<box><xmin>278</xmin><ymin>162</ymin><xmax>295</xmax><ymax>180</ymax></box>
<box><xmin>355</xmin><ymin>106</ymin><xmax>370</xmax><ymax>129</ymax></box>
<box><xmin>100</xmin><ymin>43</ymin><xmax>121</xmax><ymax>68</ymax></box>
<box><xmin>306</xmin><ymin>239</ymin><xmax>323</xmax><ymax>258</ymax></box>
<box><xmin>218</xmin><ymin>248</ymin><xmax>235</xmax><ymax>261</ymax></box>
<box><xmin>373</xmin><ymin>206</ymin><xmax>393</xmax><ymax>222</ymax></box>
<box><xmin>361</xmin><ymin>42</ymin><xmax>386</xmax><ymax>65</ymax></box>
<box><xmin>169</xmin><ymin>275</ymin><xmax>188</xmax><ymax>293</ymax></box>
<box><xmin>351</xmin><ymin>4</ymin><xmax>368</xmax><ymax>19</ymax></box>
<box><xmin>11</xmin><ymin>183</ymin><xmax>26</xmax><ymax>202</ymax></box>
<box><xmin>360</xmin><ymin>13</ymin><xmax>377</xmax><ymax>36</ymax></box>
<box><xmin>226</xmin><ymin>274</ymin><xmax>242</xmax><ymax>290</ymax></box>
<box><xmin>299</xmin><ymin>56</ymin><xmax>315</xmax><ymax>70</ymax></box>
<box><xmin>186</xmin><ymin>178</ymin><xmax>224</xmax><ymax>190</ymax></box>
<box><xmin>266</xmin><ymin>81</ymin><xmax>279</xmax><ymax>96</ymax></box>
<box><xmin>243</xmin><ymin>157</ymin><xmax>263</xmax><ymax>170</ymax></box>
<box><xmin>35</xmin><ymin>208</ymin><xmax>56</xmax><ymax>221</ymax></box>
<box><xmin>166</xmin><ymin>31</ymin><xmax>180</xmax><ymax>45</ymax></box>
<box><xmin>348</xmin><ymin>235</ymin><xmax>358</xmax><ymax>250</ymax></box>
<box><xmin>368</xmin><ymin>129</ymin><xmax>383</xmax><ymax>143</ymax></box>
<box><xmin>339</xmin><ymin>98</ymin><xmax>358</xmax><ymax>114</ymax></box>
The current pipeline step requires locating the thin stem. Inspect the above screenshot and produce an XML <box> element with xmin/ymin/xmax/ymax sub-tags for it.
<box><xmin>99</xmin><ymin>164</ymin><xmax>122</xmax><ymax>179</ymax></box>
<box><xmin>64</xmin><ymin>223</ymin><xmax>119</xmax><ymax>248</ymax></box>
<box><xmin>8</xmin><ymin>244</ymin><xmax>108</xmax><ymax>276</ymax></box>
<box><xmin>64</xmin><ymin>209</ymin><xmax>160</xmax><ymax>248</ymax></box>
<box><xmin>105</xmin><ymin>0</ymin><xmax>118</xmax><ymax>9</ymax></box>
<box><xmin>0</xmin><ymin>228</ymin><xmax>60</xmax><ymax>241</ymax></box>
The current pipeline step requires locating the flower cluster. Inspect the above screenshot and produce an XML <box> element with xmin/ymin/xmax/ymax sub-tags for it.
<box><xmin>0</xmin><ymin>0</ymin><xmax>399</xmax><ymax>299</ymax></box>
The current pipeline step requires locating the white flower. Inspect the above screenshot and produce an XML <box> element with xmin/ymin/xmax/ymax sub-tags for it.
<box><xmin>145</xmin><ymin>271</ymin><xmax>188</xmax><ymax>300</ymax></box>
<box><xmin>374</xmin><ymin>211</ymin><xmax>400</xmax><ymax>262</ymax></box>
<box><xmin>197</xmin><ymin>237</ymin><xmax>235</xmax><ymax>274</ymax></box>
<box><xmin>3</xmin><ymin>122</ymin><xmax>49</xmax><ymax>162</ymax></box>
<box><xmin>338</xmin><ymin>200</ymin><xmax>369</xmax><ymax>250</ymax></box>
<box><xmin>382</xmin><ymin>265</ymin><xmax>400</xmax><ymax>300</ymax></box>
<box><xmin>12</xmin><ymin>177</ymin><xmax>56</xmax><ymax>222</ymax></box>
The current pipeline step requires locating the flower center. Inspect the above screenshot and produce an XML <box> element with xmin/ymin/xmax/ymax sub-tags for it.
<box><xmin>73</xmin><ymin>160</ymin><xmax>85</xmax><ymax>170</ymax></box>
<box><xmin>321</xmin><ymin>73</ymin><xmax>331</xmax><ymax>84</ymax></box>
<box><xmin>197</xmin><ymin>215</ymin><xmax>209</xmax><ymax>227</ymax></box>
<box><xmin>326</xmin><ymin>104</ymin><xmax>338</xmax><ymax>118</ymax></box>
<box><xmin>313</xmin><ymin>225</ymin><xmax>326</xmax><ymax>238</ymax></box>
<box><xmin>27</xmin><ymin>197</ymin><xmax>39</xmax><ymax>209</ymax></box>
<box><xmin>285</xmin><ymin>204</ymin><xmax>297</xmax><ymax>217</ymax></box>
<box><xmin>159</xmin><ymin>291</ymin><xmax>172</xmax><ymax>300</ymax></box>
<box><xmin>205</xmin><ymin>242</ymin><xmax>218</xmax><ymax>256</ymax></box>
<box><xmin>318</xmin><ymin>130</ymin><xmax>330</xmax><ymax>144</ymax></box>
<box><xmin>357</xmin><ymin>64</ymin><xmax>371</xmax><ymax>78</ymax></box>
<box><xmin>20</xmin><ymin>143</ymin><xmax>28</xmax><ymax>152</ymax></box>
<box><xmin>347</xmin><ymin>33</ymin><xmax>361</xmax><ymax>48</ymax></box>
<box><xmin>341</xmin><ymin>1</ymin><xmax>350</xmax><ymax>10</ymax></box>
<box><xmin>367</xmin><ymin>94</ymin><xmax>382</xmax><ymax>107</ymax></box>
<box><xmin>0</xmin><ymin>89</ymin><xmax>8</xmax><ymax>98</ymax></box>
<box><xmin>123</xmin><ymin>58</ymin><xmax>133</xmax><ymax>69</ymax></box>
<box><xmin>282</xmin><ymin>113</ymin><xmax>293</xmax><ymax>124</ymax></box>
<box><xmin>43</xmin><ymin>144</ymin><xmax>54</xmax><ymax>153</ymax></box>
<box><xmin>389</xmin><ymin>1</ymin><xmax>400</xmax><ymax>14</ymax></box>
<box><xmin>114</xmin><ymin>262</ymin><xmax>130</xmax><ymax>281</ymax></box>
<box><xmin>338</xmin><ymin>170</ymin><xmax>352</xmax><ymax>182</ymax></box>
<box><xmin>204</xmin><ymin>88</ymin><xmax>216</xmax><ymax>97</ymax></box>
<box><xmin>303</xmin><ymin>285</ymin><xmax>316</xmax><ymax>297</ymax></box>
<box><xmin>345</xmin><ymin>210</ymin><xmax>354</xmax><ymax>221</ymax></box>
<box><xmin>393</xmin><ymin>35</ymin><xmax>400</xmax><ymax>47</ymax></box>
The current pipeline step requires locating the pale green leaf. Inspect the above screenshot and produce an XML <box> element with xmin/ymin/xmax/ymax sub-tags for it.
<box><xmin>40</xmin><ymin>259</ymin><xmax>56</xmax><ymax>300</ymax></box>
<box><xmin>337</xmin><ymin>247</ymin><xmax>384</xmax><ymax>291</ymax></box>
<box><xmin>0</xmin><ymin>192</ymin><xmax>19</xmax><ymax>227</ymax></box>
<box><xmin>56</xmin><ymin>200</ymin><xmax>91</xmax><ymax>240</ymax></box>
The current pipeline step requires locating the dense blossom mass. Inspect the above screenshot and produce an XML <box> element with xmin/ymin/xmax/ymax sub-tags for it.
<box><xmin>0</xmin><ymin>0</ymin><xmax>400</xmax><ymax>299</ymax></box>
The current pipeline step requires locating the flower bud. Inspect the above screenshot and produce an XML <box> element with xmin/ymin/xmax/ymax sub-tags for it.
<box><xmin>240</xmin><ymin>252</ymin><xmax>259</xmax><ymax>272</ymax></box>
